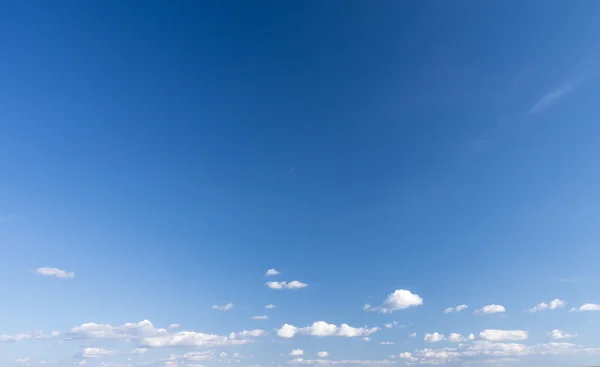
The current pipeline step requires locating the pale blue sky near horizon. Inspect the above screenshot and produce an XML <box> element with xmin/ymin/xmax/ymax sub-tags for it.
<box><xmin>1</xmin><ymin>1</ymin><xmax>600</xmax><ymax>367</ymax></box>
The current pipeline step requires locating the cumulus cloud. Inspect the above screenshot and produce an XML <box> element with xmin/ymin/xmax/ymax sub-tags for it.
<box><xmin>276</xmin><ymin>322</ymin><xmax>379</xmax><ymax>339</ymax></box>
<box><xmin>266</xmin><ymin>269</ymin><xmax>280</xmax><ymax>276</ymax></box>
<box><xmin>15</xmin><ymin>357</ymin><xmax>30</xmax><ymax>364</ymax></box>
<box><xmin>479</xmin><ymin>330</ymin><xmax>528</xmax><ymax>341</ymax></box>
<box><xmin>526</xmin><ymin>299</ymin><xmax>566</xmax><ymax>313</ymax></box>
<box><xmin>317</xmin><ymin>352</ymin><xmax>329</xmax><ymax>358</ymax></box>
<box><xmin>229</xmin><ymin>329</ymin><xmax>267</xmax><ymax>339</ymax></box>
<box><xmin>290</xmin><ymin>349</ymin><xmax>304</xmax><ymax>357</ymax></box>
<box><xmin>448</xmin><ymin>333</ymin><xmax>474</xmax><ymax>343</ymax></box>
<box><xmin>384</xmin><ymin>321</ymin><xmax>397</xmax><ymax>329</ymax></box>
<box><xmin>277</xmin><ymin>324</ymin><xmax>298</xmax><ymax>338</ymax></box>
<box><xmin>474</xmin><ymin>304</ymin><xmax>506</xmax><ymax>315</ymax></box>
<box><xmin>365</xmin><ymin>290</ymin><xmax>423</xmax><ymax>313</ymax></box>
<box><xmin>570</xmin><ymin>303</ymin><xmax>600</xmax><ymax>312</ymax></box>
<box><xmin>169</xmin><ymin>324</ymin><xmax>180</xmax><ymax>330</ymax></box>
<box><xmin>265</xmin><ymin>281</ymin><xmax>308</xmax><ymax>290</ymax></box>
<box><xmin>265</xmin><ymin>304</ymin><xmax>276</xmax><ymax>309</ymax></box>
<box><xmin>36</xmin><ymin>267</ymin><xmax>75</xmax><ymax>279</ymax></box>
<box><xmin>424</xmin><ymin>333</ymin><xmax>445</xmax><ymax>343</ymax></box>
<box><xmin>409</xmin><ymin>332</ymin><xmax>416</xmax><ymax>338</ymax></box>
<box><xmin>548</xmin><ymin>330</ymin><xmax>576</xmax><ymax>340</ymax></box>
<box><xmin>67</xmin><ymin>319</ymin><xmax>257</xmax><ymax>349</ymax></box>
<box><xmin>444</xmin><ymin>305</ymin><xmax>468</xmax><ymax>313</ymax></box>
<box><xmin>252</xmin><ymin>315</ymin><xmax>268</xmax><ymax>320</ymax></box>
<box><xmin>212</xmin><ymin>303</ymin><xmax>233</xmax><ymax>311</ymax></box>
<box><xmin>81</xmin><ymin>348</ymin><xmax>116</xmax><ymax>358</ymax></box>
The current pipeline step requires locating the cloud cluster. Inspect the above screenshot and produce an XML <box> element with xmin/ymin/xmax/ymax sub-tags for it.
<box><xmin>265</xmin><ymin>281</ymin><xmax>308</xmax><ymax>290</ymax></box>
<box><xmin>276</xmin><ymin>321</ymin><xmax>379</xmax><ymax>339</ymax></box>
<box><xmin>526</xmin><ymin>299</ymin><xmax>566</xmax><ymax>313</ymax></box>
<box><xmin>212</xmin><ymin>303</ymin><xmax>233</xmax><ymax>311</ymax></box>
<box><xmin>479</xmin><ymin>330</ymin><xmax>528</xmax><ymax>341</ymax></box>
<box><xmin>444</xmin><ymin>305</ymin><xmax>468</xmax><ymax>313</ymax></box>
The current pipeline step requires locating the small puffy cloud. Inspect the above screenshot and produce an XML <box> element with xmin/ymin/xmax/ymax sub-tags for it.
<box><xmin>317</xmin><ymin>352</ymin><xmax>329</xmax><ymax>358</ymax></box>
<box><xmin>366</xmin><ymin>290</ymin><xmax>423</xmax><ymax>314</ymax></box>
<box><xmin>479</xmin><ymin>330</ymin><xmax>528</xmax><ymax>341</ymax></box>
<box><xmin>336</xmin><ymin>324</ymin><xmax>379</xmax><ymax>338</ymax></box>
<box><xmin>384</xmin><ymin>321</ymin><xmax>397</xmax><ymax>329</ymax></box>
<box><xmin>36</xmin><ymin>267</ymin><xmax>75</xmax><ymax>279</ymax></box>
<box><xmin>252</xmin><ymin>315</ymin><xmax>268</xmax><ymax>320</ymax></box>
<box><xmin>265</xmin><ymin>304</ymin><xmax>276</xmax><ymax>309</ymax></box>
<box><xmin>277</xmin><ymin>324</ymin><xmax>298</xmax><ymax>338</ymax></box>
<box><xmin>15</xmin><ymin>357</ymin><xmax>30</xmax><ymax>364</ymax></box>
<box><xmin>81</xmin><ymin>347</ymin><xmax>116</xmax><ymax>358</ymax></box>
<box><xmin>448</xmin><ymin>333</ymin><xmax>465</xmax><ymax>343</ymax></box>
<box><xmin>362</xmin><ymin>337</ymin><xmax>371</xmax><ymax>342</ymax></box>
<box><xmin>212</xmin><ymin>303</ymin><xmax>233</xmax><ymax>311</ymax></box>
<box><xmin>444</xmin><ymin>305</ymin><xmax>468</xmax><ymax>313</ymax></box>
<box><xmin>266</xmin><ymin>269</ymin><xmax>280</xmax><ymax>276</ymax></box>
<box><xmin>474</xmin><ymin>304</ymin><xmax>506</xmax><ymax>315</ymax></box>
<box><xmin>302</xmin><ymin>321</ymin><xmax>338</xmax><ymax>337</ymax></box>
<box><xmin>409</xmin><ymin>333</ymin><xmax>416</xmax><ymax>338</ymax></box>
<box><xmin>265</xmin><ymin>281</ymin><xmax>308</xmax><ymax>290</ymax></box>
<box><xmin>424</xmin><ymin>332</ymin><xmax>444</xmax><ymax>343</ymax></box>
<box><xmin>569</xmin><ymin>303</ymin><xmax>600</xmax><ymax>312</ymax></box>
<box><xmin>290</xmin><ymin>349</ymin><xmax>304</xmax><ymax>357</ymax></box>
<box><xmin>131</xmin><ymin>348</ymin><xmax>148</xmax><ymax>354</ymax></box>
<box><xmin>169</xmin><ymin>324</ymin><xmax>180</xmax><ymax>329</ymax></box>
<box><xmin>380</xmin><ymin>342</ymin><xmax>395</xmax><ymax>345</ymax></box>
<box><xmin>527</xmin><ymin>299</ymin><xmax>566</xmax><ymax>313</ymax></box>
<box><xmin>548</xmin><ymin>329</ymin><xmax>576</xmax><ymax>340</ymax></box>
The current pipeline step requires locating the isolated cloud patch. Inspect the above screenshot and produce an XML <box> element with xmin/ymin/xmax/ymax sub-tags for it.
<box><xmin>212</xmin><ymin>303</ymin><xmax>233</xmax><ymax>311</ymax></box>
<box><xmin>548</xmin><ymin>329</ymin><xmax>576</xmax><ymax>340</ymax></box>
<box><xmin>474</xmin><ymin>304</ymin><xmax>506</xmax><ymax>315</ymax></box>
<box><xmin>265</xmin><ymin>281</ymin><xmax>308</xmax><ymax>290</ymax></box>
<box><xmin>36</xmin><ymin>267</ymin><xmax>75</xmax><ymax>279</ymax></box>
<box><xmin>365</xmin><ymin>290</ymin><xmax>423</xmax><ymax>313</ymax></box>
<box><xmin>424</xmin><ymin>332</ymin><xmax>444</xmax><ymax>343</ymax></box>
<box><xmin>569</xmin><ymin>303</ymin><xmax>600</xmax><ymax>312</ymax></box>
<box><xmin>266</xmin><ymin>269</ymin><xmax>280</xmax><ymax>276</ymax></box>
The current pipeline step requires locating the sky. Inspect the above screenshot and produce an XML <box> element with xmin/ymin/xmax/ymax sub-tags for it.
<box><xmin>1</xmin><ymin>1</ymin><xmax>600</xmax><ymax>367</ymax></box>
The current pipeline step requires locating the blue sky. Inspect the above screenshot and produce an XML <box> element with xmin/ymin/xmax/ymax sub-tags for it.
<box><xmin>1</xmin><ymin>1</ymin><xmax>600</xmax><ymax>367</ymax></box>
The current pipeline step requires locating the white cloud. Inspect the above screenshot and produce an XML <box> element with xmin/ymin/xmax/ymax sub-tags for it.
<box><xmin>570</xmin><ymin>303</ymin><xmax>600</xmax><ymax>312</ymax></box>
<box><xmin>229</xmin><ymin>329</ymin><xmax>267</xmax><ymax>338</ymax></box>
<box><xmin>474</xmin><ymin>304</ymin><xmax>506</xmax><ymax>315</ymax></box>
<box><xmin>265</xmin><ymin>304</ymin><xmax>276</xmax><ymax>309</ymax></box>
<box><xmin>36</xmin><ymin>267</ymin><xmax>75</xmax><ymax>279</ymax></box>
<box><xmin>265</xmin><ymin>281</ymin><xmax>308</xmax><ymax>290</ymax></box>
<box><xmin>448</xmin><ymin>333</ymin><xmax>464</xmax><ymax>343</ymax></box>
<box><xmin>366</xmin><ymin>289</ymin><xmax>423</xmax><ymax>313</ymax></box>
<box><xmin>168</xmin><ymin>350</ymin><xmax>217</xmax><ymax>362</ymax></box>
<box><xmin>424</xmin><ymin>332</ymin><xmax>444</xmax><ymax>343</ymax></box>
<box><xmin>444</xmin><ymin>305</ymin><xmax>468</xmax><ymax>313</ymax></box>
<box><xmin>317</xmin><ymin>352</ymin><xmax>329</xmax><ymax>358</ymax></box>
<box><xmin>169</xmin><ymin>324</ymin><xmax>180</xmax><ymax>329</ymax></box>
<box><xmin>277</xmin><ymin>324</ymin><xmax>298</xmax><ymax>338</ymax></box>
<box><xmin>479</xmin><ymin>330</ymin><xmax>528</xmax><ymax>341</ymax></box>
<box><xmin>266</xmin><ymin>269</ymin><xmax>280</xmax><ymax>276</ymax></box>
<box><xmin>68</xmin><ymin>319</ymin><xmax>256</xmax><ymax>349</ymax></box>
<box><xmin>362</xmin><ymin>337</ymin><xmax>371</xmax><ymax>342</ymax></box>
<box><xmin>212</xmin><ymin>303</ymin><xmax>233</xmax><ymax>311</ymax></box>
<box><xmin>288</xmin><ymin>358</ymin><xmax>393</xmax><ymax>365</ymax></box>
<box><xmin>252</xmin><ymin>315</ymin><xmax>268</xmax><ymax>320</ymax></box>
<box><xmin>548</xmin><ymin>329</ymin><xmax>576</xmax><ymax>340</ymax></box>
<box><xmin>0</xmin><ymin>334</ymin><xmax>31</xmax><ymax>343</ymax></box>
<box><xmin>277</xmin><ymin>322</ymin><xmax>379</xmax><ymax>339</ymax></box>
<box><xmin>81</xmin><ymin>348</ymin><xmax>116</xmax><ymax>358</ymax></box>
<box><xmin>131</xmin><ymin>348</ymin><xmax>148</xmax><ymax>354</ymax></box>
<box><xmin>409</xmin><ymin>333</ymin><xmax>416</xmax><ymax>338</ymax></box>
<box><xmin>526</xmin><ymin>299</ymin><xmax>566</xmax><ymax>313</ymax></box>
<box><xmin>15</xmin><ymin>357</ymin><xmax>30</xmax><ymax>364</ymax></box>
<box><xmin>383</xmin><ymin>321</ymin><xmax>397</xmax><ymax>329</ymax></box>
<box><xmin>380</xmin><ymin>342</ymin><xmax>395</xmax><ymax>345</ymax></box>
<box><xmin>290</xmin><ymin>350</ymin><xmax>304</xmax><ymax>357</ymax></box>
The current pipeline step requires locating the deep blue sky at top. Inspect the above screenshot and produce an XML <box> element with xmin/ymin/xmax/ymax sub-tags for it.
<box><xmin>1</xmin><ymin>0</ymin><xmax>600</xmax><ymax>342</ymax></box>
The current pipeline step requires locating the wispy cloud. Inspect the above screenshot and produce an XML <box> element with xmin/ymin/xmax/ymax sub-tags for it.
<box><xmin>36</xmin><ymin>267</ymin><xmax>75</xmax><ymax>279</ymax></box>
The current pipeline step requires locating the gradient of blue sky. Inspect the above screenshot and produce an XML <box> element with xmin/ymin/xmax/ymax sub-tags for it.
<box><xmin>1</xmin><ymin>1</ymin><xmax>600</xmax><ymax>367</ymax></box>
